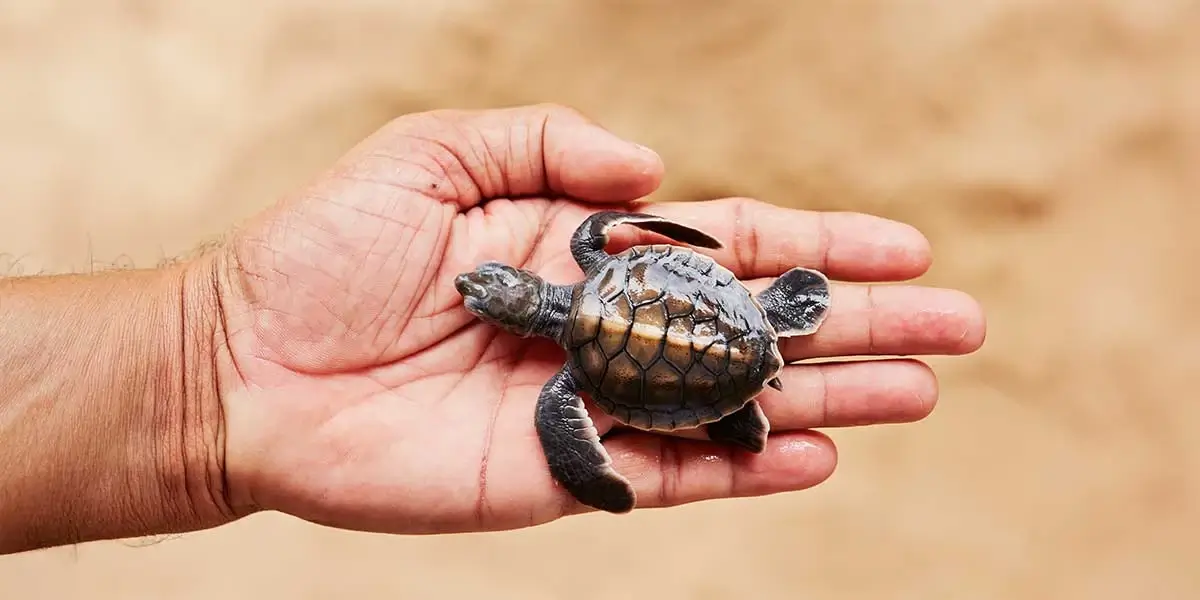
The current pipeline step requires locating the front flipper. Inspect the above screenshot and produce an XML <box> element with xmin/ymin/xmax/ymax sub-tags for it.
<box><xmin>756</xmin><ymin>266</ymin><xmax>832</xmax><ymax>337</ymax></box>
<box><xmin>535</xmin><ymin>367</ymin><xmax>636</xmax><ymax>513</ymax></box>
<box><xmin>707</xmin><ymin>400</ymin><xmax>770</xmax><ymax>454</ymax></box>
<box><xmin>570</xmin><ymin>210</ymin><xmax>724</xmax><ymax>273</ymax></box>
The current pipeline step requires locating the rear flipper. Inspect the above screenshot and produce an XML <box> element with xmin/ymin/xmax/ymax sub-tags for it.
<box><xmin>707</xmin><ymin>400</ymin><xmax>769</xmax><ymax>454</ymax></box>
<box><xmin>756</xmin><ymin>267</ymin><xmax>831</xmax><ymax>337</ymax></box>
<box><xmin>534</xmin><ymin>367</ymin><xmax>637</xmax><ymax>513</ymax></box>
<box><xmin>570</xmin><ymin>211</ymin><xmax>724</xmax><ymax>273</ymax></box>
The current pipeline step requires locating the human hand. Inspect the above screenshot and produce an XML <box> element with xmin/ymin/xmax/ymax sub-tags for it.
<box><xmin>207</xmin><ymin>104</ymin><xmax>985</xmax><ymax>534</ymax></box>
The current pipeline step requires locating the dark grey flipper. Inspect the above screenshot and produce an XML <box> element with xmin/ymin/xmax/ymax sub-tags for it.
<box><xmin>707</xmin><ymin>400</ymin><xmax>770</xmax><ymax>453</ymax></box>
<box><xmin>570</xmin><ymin>210</ymin><xmax>724</xmax><ymax>273</ymax></box>
<box><xmin>535</xmin><ymin>367</ymin><xmax>636</xmax><ymax>513</ymax></box>
<box><xmin>755</xmin><ymin>266</ymin><xmax>832</xmax><ymax>337</ymax></box>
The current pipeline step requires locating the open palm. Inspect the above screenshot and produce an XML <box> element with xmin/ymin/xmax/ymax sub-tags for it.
<box><xmin>211</xmin><ymin>105</ymin><xmax>985</xmax><ymax>535</ymax></box>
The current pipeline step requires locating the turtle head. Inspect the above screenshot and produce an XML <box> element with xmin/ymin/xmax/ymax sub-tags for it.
<box><xmin>454</xmin><ymin>261</ymin><xmax>546</xmax><ymax>337</ymax></box>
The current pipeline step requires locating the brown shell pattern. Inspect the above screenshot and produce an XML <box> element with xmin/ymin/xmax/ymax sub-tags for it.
<box><xmin>564</xmin><ymin>244</ymin><xmax>782</xmax><ymax>432</ymax></box>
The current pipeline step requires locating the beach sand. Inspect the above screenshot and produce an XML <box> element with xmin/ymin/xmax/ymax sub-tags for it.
<box><xmin>1</xmin><ymin>1</ymin><xmax>1197</xmax><ymax>597</ymax></box>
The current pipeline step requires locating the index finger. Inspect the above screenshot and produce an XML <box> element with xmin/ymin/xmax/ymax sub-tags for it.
<box><xmin>627</xmin><ymin>197</ymin><xmax>933</xmax><ymax>283</ymax></box>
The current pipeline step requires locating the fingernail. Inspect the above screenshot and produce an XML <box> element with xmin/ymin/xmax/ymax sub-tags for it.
<box><xmin>590</xmin><ymin>126</ymin><xmax>658</xmax><ymax>159</ymax></box>
<box><xmin>632</xmin><ymin>141</ymin><xmax>656</xmax><ymax>154</ymax></box>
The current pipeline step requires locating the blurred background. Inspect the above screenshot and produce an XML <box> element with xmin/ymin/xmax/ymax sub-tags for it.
<box><xmin>1</xmin><ymin>1</ymin><xmax>1198</xmax><ymax>598</ymax></box>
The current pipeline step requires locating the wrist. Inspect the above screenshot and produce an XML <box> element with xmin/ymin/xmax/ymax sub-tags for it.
<box><xmin>0</xmin><ymin>252</ymin><xmax>237</xmax><ymax>554</ymax></box>
<box><xmin>165</xmin><ymin>252</ymin><xmax>241</xmax><ymax>529</ymax></box>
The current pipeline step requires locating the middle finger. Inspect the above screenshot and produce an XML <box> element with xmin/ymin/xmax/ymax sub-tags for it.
<box><xmin>743</xmin><ymin>278</ymin><xmax>986</xmax><ymax>361</ymax></box>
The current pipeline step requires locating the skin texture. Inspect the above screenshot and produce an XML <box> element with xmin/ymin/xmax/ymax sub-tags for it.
<box><xmin>0</xmin><ymin>263</ymin><xmax>228</xmax><ymax>554</ymax></box>
<box><xmin>0</xmin><ymin>103</ymin><xmax>987</xmax><ymax>554</ymax></box>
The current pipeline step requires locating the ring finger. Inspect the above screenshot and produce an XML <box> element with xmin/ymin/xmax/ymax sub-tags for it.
<box><xmin>742</xmin><ymin>278</ymin><xmax>986</xmax><ymax>361</ymax></box>
<box><xmin>592</xmin><ymin>357</ymin><xmax>940</xmax><ymax>440</ymax></box>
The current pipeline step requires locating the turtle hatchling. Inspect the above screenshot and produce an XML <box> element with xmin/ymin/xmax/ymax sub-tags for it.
<box><xmin>454</xmin><ymin>210</ymin><xmax>831</xmax><ymax>513</ymax></box>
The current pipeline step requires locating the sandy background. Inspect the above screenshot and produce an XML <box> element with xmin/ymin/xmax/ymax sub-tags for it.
<box><xmin>2</xmin><ymin>1</ymin><xmax>1198</xmax><ymax>598</ymax></box>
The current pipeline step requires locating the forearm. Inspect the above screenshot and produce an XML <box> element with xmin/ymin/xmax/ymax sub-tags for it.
<box><xmin>0</xmin><ymin>257</ymin><xmax>233</xmax><ymax>554</ymax></box>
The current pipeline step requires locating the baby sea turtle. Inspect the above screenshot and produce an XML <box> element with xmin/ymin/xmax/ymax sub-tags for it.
<box><xmin>454</xmin><ymin>211</ymin><xmax>831</xmax><ymax>513</ymax></box>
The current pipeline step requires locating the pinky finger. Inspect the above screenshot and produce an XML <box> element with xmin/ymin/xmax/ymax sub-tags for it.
<box><xmin>575</xmin><ymin>430</ymin><xmax>838</xmax><ymax>512</ymax></box>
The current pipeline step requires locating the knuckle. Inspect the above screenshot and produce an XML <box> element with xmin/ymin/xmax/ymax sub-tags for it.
<box><xmin>529</xmin><ymin>101</ymin><xmax>587</xmax><ymax>122</ymax></box>
<box><xmin>728</xmin><ymin>197</ymin><xmax>762</xmax><ymax>274</ymax></box>
<box><xmin>657</xmin><ymin>437</ymin><xmax>682</xmax><ymax>507</ymax></box>
<box><xmin>386</xmin><ymin>109</ymin><xmax>451</xmax><ymax>133</ymax></box>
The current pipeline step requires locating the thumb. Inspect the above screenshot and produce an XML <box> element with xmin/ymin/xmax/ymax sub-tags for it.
<box><xmin>353</xmin><ymin>103</ymin><xmax>665</xmax><ymax>208</ymax></box>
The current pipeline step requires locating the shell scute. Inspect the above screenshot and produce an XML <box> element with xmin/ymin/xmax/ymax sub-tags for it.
<box><xmin>683</xmin><ymin>362</ymin><xmax>720</xmax><ymax>408</ymax></box>
<box><xmin>602</xmin><ymin>353</ymin><xmax>642</xmax><ymax>400</ymax></box>
<box><xmin>664</xmin><ymin>294</ymin><xmax>693</xmax><ymax>318</ymax></box>
<box><xmin>626</xmin><ymin>263</ymin><xmax>663</xmax><ymax>306</ymax></box>
<box><xmin>577</xmin><ymin>341</ymin><xmax>607</xmax><ymax>388</ymax></box>
<box><xmin>626</xmin><ymin>304</ymin><xmax>666</xmax><ymax>366</ymax></box>
<box><xmin>597</xmin><ymin>294</ymin><xmax>633</xmax><ymax>358</ymax></box>
<box><xmin>644</xmin><ymin>360</ymin><xmax>683</xmax><ymax>407</ymax></box>
<box><xmin>570</xmin><ymin>292</ymin><xmax>603</xmax><ymax>346</ymax></box>
<box><xmin>596</xmin><ymin>261</ymin><xmax>628</xmax><ymax>300</ymax></box>
<box><xmin>690</xmin><ymin>321</ymin><xmax>719</xmax><ymax>352</ymax></box>
<box><xmin>700</xmin><ymin>342</ymin><xmax>727</xmax><ymax>373</ymax></box>
<box><xmin>662</xmin><ymin>316</ymin><xmax>695</xmax><ymax>372</ymax></box>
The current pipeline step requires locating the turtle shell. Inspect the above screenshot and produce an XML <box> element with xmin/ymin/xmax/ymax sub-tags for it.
<box><xmin>562</xmin><ymin>244</ymin><xmax>783</xmax><ymax>432</ymax></box>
